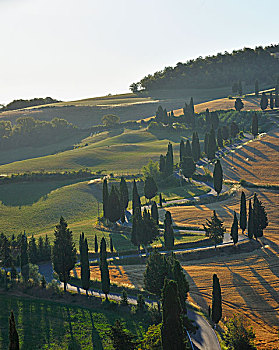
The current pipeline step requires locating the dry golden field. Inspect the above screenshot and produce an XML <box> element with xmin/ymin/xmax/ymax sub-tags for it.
<box><xmin>222</xmin><ymin>129</ymin><xmax>279</xmax><ymax>185</ymax></box>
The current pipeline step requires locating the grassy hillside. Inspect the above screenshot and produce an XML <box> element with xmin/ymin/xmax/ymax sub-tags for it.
<box><xmin>0</xmin><ymin>128</ymin><xmax>190</xmax><ymax>175</ymax></box>
<box><xmin>0</xmin><ymin>294</ymin><xmax>149</xmax><ymax>350</ymax></box>
<box><xmin>0</xmin><ymin>86</ymin><xmax>243</xmax><ymax>129</ymax></box>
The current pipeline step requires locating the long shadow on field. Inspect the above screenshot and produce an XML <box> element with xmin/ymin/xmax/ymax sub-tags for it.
<box><xmin>222</xmin><ymin>156</ymin><xmax>259</xmax><ymax>179</ymax></box>
<box><xmin>0</xmin><ymin>179</ymin><xmax>84</xmax><ymax>206</ymax></box>
<box><xmin>259</xmin><ymin>140</ymin><xmax>279</xmax><ymax>153</ymax></box>
<box><xmin>249</xmin><ymin>266</ymin><xmax>279</xmax><ymax>327</ymax></box>
<box><xmin>89</xmin><ymin>310</ymin><xmax>104</xmax><ymax>350</ymax></box>
<box><xmin>182</xmin><ymin>268</ymin><xmax>209</xmax><ymax>312</ymax></box>
<box><xmin>232</xmin><ymin>272</ymin><xmax>278</xmax><ymax>328</ymax></box>
<box><xmin>244</xmin><ymin>145</ymin><xmax>270</xmax><ymax>160</ymax></box>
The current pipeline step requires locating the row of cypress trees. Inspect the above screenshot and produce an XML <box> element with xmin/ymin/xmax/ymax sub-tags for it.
<box><xmin>103</xmin><ymin>177</ymin><xmax>129</xmax><ymax>224</ymax></box>
<box><xmin>159</xmin><ymin>142</ymin><xmax>174</xmax><ymax>177</ymax></box>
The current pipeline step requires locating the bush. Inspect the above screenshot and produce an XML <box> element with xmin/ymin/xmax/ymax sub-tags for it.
<box><xmin>47</xmin><ymin>279</ymin><xmax>61</xmax><ymax>295</ymax></box>
<box><xmin>68</xmin><ymin>338</ymin><xmax>81</xmax><ymax>350</ymax></box>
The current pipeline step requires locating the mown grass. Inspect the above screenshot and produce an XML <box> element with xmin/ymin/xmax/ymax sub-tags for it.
<box><xmin>0</xmin><ymin>293</ymin><xmax>150</xmax><ymax>350</ymax></box>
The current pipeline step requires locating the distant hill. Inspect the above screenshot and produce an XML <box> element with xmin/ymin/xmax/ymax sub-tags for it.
<box><xmin>134</xmin><ymin>44</ymin><xmax>279</xmax><ymax>91</ymax></box>
<box><xmin>1</xmin><ymin>97</ymin><xmax>60</xmax><ymax>111</ymax></box>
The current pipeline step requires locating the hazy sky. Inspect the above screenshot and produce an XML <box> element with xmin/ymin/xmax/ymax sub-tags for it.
<box><xmin>1</xmin><ymin>0</ymin><xmax>279</xmax><ymax>104</ymax></box>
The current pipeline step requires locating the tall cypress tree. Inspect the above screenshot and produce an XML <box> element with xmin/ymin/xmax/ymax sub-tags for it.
<box><xmin>119</xmin><ymin>177</ymin><xmax>129</xmax><ymax>222</ymax></box>
<box><xmin>107</xmin><ymin>185</ymin><xmax>121</xmax><ymax>223</ymax></box>
<box><xmin>192</xmin><ymin>132</ymin><xmax>201</xmax><ymax>162</ymax></box>
<box><xmin>230</xmin><ymin>211</ymin><xmax>238</xmax><ymax>245</ymax></box>
<box><xmin>80</xmin><ymin>233</ymin><xmax>90</xmax><ymax>294</ymax></box>
<box><xmin>132</xmin><ymin>180</ymin><xmax>141</xmax><ymax>217</ymax></box>
<box><xmin>260</xmin><ymin>92</ymin><xmax>268</xmax><ymax>110</ymax></box>
<box><xmin>247</xmin><ymin>199</ymin><xmax>254</xmax><ymax>239</ymax></box>
<box><xmin>240</xmin><ymin>191</ymin><xmax>247</xmax><ymax>233</ymax></box>
<box><xmin>251</xmin><ymin>113</ymin><xmax>258</xmax><ymax>139</ymax></box>
<box><xmin>275</xmin><ymin>89</ymin><xmax>279</xmax><ymax>108</ymax></box>
<box><xmin>161</xmin><ymin>280</ymin><xmax>185</xmax><ymax>350</ymax></box>
<box><xmin>28</xmin><ymin>235</ymin><xmax>37</xmax><ymax>264</ymax></box>
<box><xmin>164</xmin><ymin>211</ymin><xmax>174</xmax><ymax>250</ymax></box>
<box><xmin>179</xmin><ymin>139</ymin><xmax>185</xmax><ymax>163</ymax></box>
<box><xmin>94</xmin><ymin>234</ymin><xmax>98</xmax><ymax>253</ymax></box>
<box><xmin>207</xmin><ymin>127</ymin><xmax>217</xmax><ymax>161</ymax></box>
<box><xmin>159</xmin><ymin>193</ymin><xmax>163</xmax><ymax>208</ymax></box>
<box><xmin>100</xmin><ymin>237</ymin><xmax>110</xmax><ymax>299</ymax></box>
<box><xmin>167</xmin><ymin>142</ymin><xmax>173</xmax><ymax>165</ymax></box>
<box><xmin>102</xmin><ymin>178</ymin><xmax>109</xmax><ymax>219</ymax></box>
<box><xmin>212</xmin><ymin>274</ymin><xmax>222</xmax><ymax>325</ymax></box>
<box><xmin>52</xmin><ymin>216</ymin><xmax>77</xmax><ymax>291</ymax></box>
<box><xmin>151</xmin><ymin>201</ymin><xmax>159</xmax><ymax>225</ymax></box>
<box><xmin>110</xmin><ymin>237</ymin><xmax>114</xmax><ymax>253</ymax></box>
<box><xmin>185</xmin><ymin>140</ymin><xmax>192</xmax><ymax>158</ymax></box>
<box><xmin>213</xmin><ymin>159</ymin><xmax>223</xmax><ymax>196</ymax></box>
<box><xmin>253</xmin><ymin>193</ymin><xmax>268</xmax><ymax>239</ymax></box>
<box><xmin>9</xmin><ymin>311</ymin><xmax>19</xmax><ymax>350</ymax></box>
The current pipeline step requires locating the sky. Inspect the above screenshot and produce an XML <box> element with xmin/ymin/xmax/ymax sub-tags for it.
<box><xmin>1</xmin><ymin>0</ymin><xmax>279</xmax><ymax>104</ymax></box>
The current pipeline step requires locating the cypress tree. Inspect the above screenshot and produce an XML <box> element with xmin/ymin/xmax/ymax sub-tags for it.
<box><xmin>255</xmin><ymin>80</ymin><xmax>259</xmax><ymax>97</ymax></box>
<box><xmin>20</xmin><ymin>233</ymin><xmax>28</xmax><ymax>269</ymax></box>
<box><xmin>260</xmin><ymin>92</ymin><xmax>268</xmax><ymax>110</ymax></box>
<box><xmin>189</xmin><ymin>97</ymin><xmax>195</xmax><ymax>115</ymax></box>
<box><xmin>240</xmin><ymin>191</ymin><xmax>247</xmax><ymax>233</ymax></box>
<box><xmin>151</xmin><ymin>201</ymin><xmax>159</xmax><ymax>225</ymax></box>
<box><xmin>192</xmin><ymin>132</ymin><xmax>201</xmax><ymax>162</ymax></box>
<box><xmin>141</xmin><ymin>209</ymin><xmax>159</xmax><ymax>251</ymax></box>
<box><xmin>28</xmin><ymin>235</ymin><xmax>38</xmax><ymax>264</ymax></box>
<box><xmin>247</xmin><ymin>199</ymin><xmax>254</xmax><ymax>239</ymax></box>
<box><xmin>180</xmin><ymin>156</ymin><xmax>196</xmax><ymax>180</ymax></box>
<box><xmin>9</xmin><ymin>311</ymin><xmax>19</xmax><ymax>350</ymax></box>
<box><xmin>167</xmin><ymin>142</ymin><xmax>173</xmax><ymax>165</ymax></box>
<box><xmin>80</xmin><ymin>233</ymin><xmax>90</xmax><ymax>293</ymax></box>
<box><xmin>94</xmin><ymin>234</ymin><xmax>98</xmax><ymax>253</ymax></box>
<box><xmin>204</xmin><ymin>132</ymin><xmax>209</xmax><ymax>156</ymax></box>
<box><xmin>164</xmin><ymin>211</ymin><xmax>174</xmax><ymax>250</ymax></box>
<box><xmin>185</xmin><ymin>140</ymin><xmax>192</xmax><ymax>158</ymax></box>
<box><xmin>99</xmin><ymin>237</ymin><xmax>110</xmax><ymax>299</ymax></box>
<box><xmin>252</xmin><ymin>113</ymin><xmax>258</xmax><ymax>138</ymax></box>
<box><xmin>230</xmin><ymin>211</ymin><xmax>238</xmax><ymax>245</ymax></box>
<box><xmin>102</xmin><ymin>178</ymin><xmax>109</xmax><ymax>219</ymax></box>
<box><xmin>212</xmin><ymin>274</ymin><xmax>222</xmax><ymax>325</ymax></box>
<box><xmin>270</xmin><ymin>92</ymin><xmax>274</xmax><ymax>109</ymax></box>
<box><xmin>159</xmin><ymin>193</ymin><xmax>163</xmax><ymax>208</ymax></box>
<box><xmin>179</xmin><ymin>139</ymin><xmax>185</xmax><ymax>163</ymax></box>
<box><xmin>52</xmin><ymin>216</ymin><xmax>77</xmax><ymax>291</ymax></box>
<box><xmin>119</xmin><ymin>177</ymin><xmax>129</xmax><ymax>222</ymax></box>
<box><xmin>213</xmin><ymin>159</ymin><xmax>223</xmax><ymax>196</ymax></box>
<box><xmin>253</xmin><ymin>193</ymin><xmax>268</xmax><ymax>239</ymax></box>
<box><xmin>207</xmin><ymin>127</ymin><xmax>217</xmax><ymax>161</ymax></box>
<box><xmin>144</xmin><ymin>176</ymin><xmax>158</xmax><ymax>201</ymax></box>
<box><xmin>230</xmin><ymin>122</ymin><xmax>239</xmax><ymax>139</ymax></box>
<box><xmin>172</xmin><ymin>257</ymin><xmax>189</xmax><ymax>312</ymax></box>
<box><xmin>44</xmin><ymin>235</ymin><xmax>51</xmax><ymax>261</ymax></box>
<box><xmin>161</xmin><ymin>280</ymin><xmax>185</xmax><ymax>350</ymax></box>
<box><xmin>38</xmin><ymin>236</ymin><xmax>44</xmax><ymax>261</ymax></box>
<box><xmin>217</xmin><ymin>128</ymin><xmax>223</xmax><ymax>148</ymax></box>
<box><xmin>132</xmin><ymin>180</ymin><xmax>141</xmax><ymax>217</ymax></box>
<box><xmin>131</xmin><ymin>207</ymin><xmax>142</xmax><ymax>250</ymax></box>
<box><xmin>0</xmin><ymin>234</ymin><xmax>11</xmax><ymax>268</ymax></box>
<box><xmin>107</xmin><ymin>185</ymin><xmax>121</xmax><ymax>223</ymax></box>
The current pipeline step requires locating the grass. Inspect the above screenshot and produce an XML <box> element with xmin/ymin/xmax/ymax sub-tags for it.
<box><xmin>0</xmin><ymin>128</ymin><xmax>193</xmax><ymax>175</ymax></box>
<box><xmin>0</xmin><ymin>293</ymin><xmax>150</xmax><ymax>349</ymax></box>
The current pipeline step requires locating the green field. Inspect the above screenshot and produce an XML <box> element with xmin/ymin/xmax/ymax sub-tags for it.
<box><xmin>0</xmin><ymin>128</ymin><xmax>194</xmax><ymax>175</ymax></box>
<box><xmin>0</xmin><ymin>294</ymin><xmax>150</xmax><ymax>350</ymax></box>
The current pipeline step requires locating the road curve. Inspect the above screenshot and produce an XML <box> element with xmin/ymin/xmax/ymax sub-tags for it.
<box><xmin>187</xmin><ymin>309</ymin><xmax>221</xmax><ymax>350</ymax></box>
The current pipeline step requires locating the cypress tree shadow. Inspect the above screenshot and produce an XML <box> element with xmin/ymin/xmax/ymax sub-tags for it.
<box><xmin>89</xmin><ymin>310</ymin><xmax>104</xmax><ymax>350</ymax></box>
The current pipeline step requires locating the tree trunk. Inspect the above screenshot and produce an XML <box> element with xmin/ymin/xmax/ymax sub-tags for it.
<box><xmin>64</xmin><ymin>282</ymin><xmax>67</xmax><ymax>292</ymax></box>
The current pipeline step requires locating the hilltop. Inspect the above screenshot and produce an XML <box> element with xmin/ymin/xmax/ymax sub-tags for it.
<box><xmin>134</xmin><ymin>44</ymin><xmax>279</xmax><ymax>91</ymax></box>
